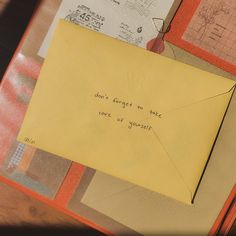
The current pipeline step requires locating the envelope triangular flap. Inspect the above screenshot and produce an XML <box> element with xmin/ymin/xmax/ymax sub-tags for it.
<box><xmin>151</xmin><ymin>91</ymin><xmax>234</xmax><ymax>198</ymax></box>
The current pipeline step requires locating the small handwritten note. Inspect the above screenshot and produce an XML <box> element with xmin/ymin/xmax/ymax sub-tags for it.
<box><xmin>24</xmin><ymin>137</ymin><xmax>36</xmax><ymax>145</ymax></box>
<box><xmin>94</xmin><ymin>92</ymin><xmax>162</xmax><ymax>131</ymax></box>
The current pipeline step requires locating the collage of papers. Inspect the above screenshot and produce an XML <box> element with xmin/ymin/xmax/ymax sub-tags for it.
<box><xmin>0</xmin><ymin>0</ymin><xmax>235</xmax><ymax>235</ymax></box>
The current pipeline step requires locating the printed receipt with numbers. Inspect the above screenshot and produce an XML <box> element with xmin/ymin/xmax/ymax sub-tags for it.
<box><xmin>38</xmin><ymin>0</ymin><xmax>175</xmax><ymax>58</ymax></box>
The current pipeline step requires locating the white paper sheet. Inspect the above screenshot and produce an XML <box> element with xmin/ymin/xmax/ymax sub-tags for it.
<box><xmin>38</xmin><ymin>0</ymin><xmax>175</xmax><ymax>58</ymax></box>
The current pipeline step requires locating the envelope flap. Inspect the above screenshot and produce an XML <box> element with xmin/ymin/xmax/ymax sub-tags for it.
<box><xmin>56</xmin><ymin>20</ymin><xmax>235</xmax><ymax>117</ymax></box>
<box><xmin>150</xmin><ymin>91</ymin><xmax>234</xmax><ymax>197</ymax></box>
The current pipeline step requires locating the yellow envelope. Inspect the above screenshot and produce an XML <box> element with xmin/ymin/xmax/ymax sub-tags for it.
<box><xmin>17</xmin><ymin>20</ymin><xmax>235</xmax><ymax>204</ymax></box>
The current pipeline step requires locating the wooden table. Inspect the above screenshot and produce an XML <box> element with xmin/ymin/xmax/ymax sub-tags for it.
<box><xmin>0</xmin><ymin>181</ymin><xmax>104</xmax><ymax>235</ymax></box>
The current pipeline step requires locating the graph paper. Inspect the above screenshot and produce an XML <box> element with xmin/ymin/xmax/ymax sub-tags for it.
<box><xmin>183</xmin><ymin>0</ymin><xmax>236</xmax><ymax>66</ymax></box>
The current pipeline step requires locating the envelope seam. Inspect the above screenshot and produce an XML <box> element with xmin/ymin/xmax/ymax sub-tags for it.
<box><xmin>135</xmin><ymin>89</ymin><xmax>234</xmax><ymax>127</ymax></box>
<box><xmin>151</xmin><ymin>128</ymin><xmax>193</xmax><ymax>200</ymax></box>
<box><xmin>161</xmin><ymin>88</ymin><xmax>235</xmax><ymax>116</ymax></box>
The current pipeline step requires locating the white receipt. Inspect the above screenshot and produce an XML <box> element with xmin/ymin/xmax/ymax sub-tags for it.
<box><xmin>38</xmin><ymin>0</ymin><xmax>175</xmax><ymax>58</ymax></box>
